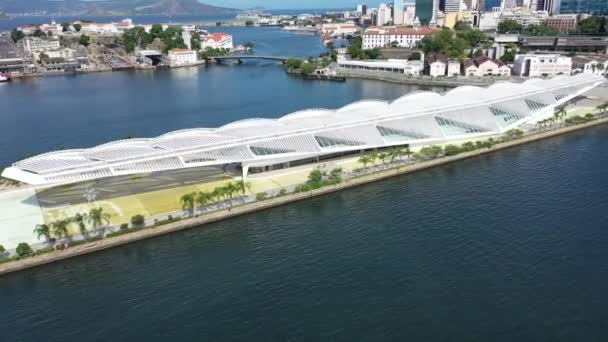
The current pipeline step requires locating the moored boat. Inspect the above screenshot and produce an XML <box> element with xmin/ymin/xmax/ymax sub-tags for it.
<box><xmin>0</xmin><ymin>73</ymin><xmax>11</xmax><ymax>82</ymax></box>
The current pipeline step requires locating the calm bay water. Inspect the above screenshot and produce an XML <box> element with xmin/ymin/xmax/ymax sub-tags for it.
<box><xmin>1</xmin><ymin>125</ymin><xmax>607</xmax><ymax>341</ymax></box>
<box><xmin>1</xmin><ymin>26</ymin><xmax>608</xmax><ymax>341</ymax></box>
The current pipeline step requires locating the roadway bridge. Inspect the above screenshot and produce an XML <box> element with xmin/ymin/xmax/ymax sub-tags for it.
<box><xmin>212</xmin><ymin>55</ymin><xmax>289</xmax><ymax>63</ymax></box>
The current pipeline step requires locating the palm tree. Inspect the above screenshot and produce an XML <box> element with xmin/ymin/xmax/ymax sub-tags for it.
<box><xmin>180</xmin><ymin>192</ymin><xmax>195</xmax><ymax>215</ymax></box>
<box><xmin>378</xmin><ymin>152</ymin><xmax>388</xmax><ymax>167</ymax></box>
<box><xmin>555</xmin><ymin>106</ymin><xmax>567</xmax><ymax>123</ymax></box>
<box><xmin>596</xmin><ymin>102</ymin><xmax>608</xmax><ymax>115</ymax></box>
<box><xmin>369</xmin><ymin>151</ymin><xmax>379</xmax><ymax>170</ymax></box>
<box><xmin>358</xmin><ymin>155</ymin><xmax>371</xmax><ymax>169</ymax></box>
<box><xmin>238</xmin><ymin>181</ymin><xmax>252</xmax><ymax>195</ymax></box>
<box><xmin>195</xmin><ymin>191</ymin><xmax>210</xmax><ymax>213</ymax></box>
<box><xmin>389</xmin><ymin>147</ymin><xmax>402</xmax><ymax>163</ymax></box>
<box><xmin>33</xmin><ymin>223</ymin><xmax>51</xmax><ymax>242</ymax></box>
<box><xmin>51</xmin><ymin>219</ymin><xmax>70</xmax><ymax>240</ymax></box>
<box><xmin>403</xmin><ymin>146</ymin><xmax>413</xmax><ymax>160</ymax></box>
<box><xmin>72</xmin><ymin>213</ymin><xmax>88</xmax><ymax>237</ymax></box>
<box><xmin>87</xmin><ymin>207</ymin><xmax>111</xmax><ymax>232</ymax></box>
<box><xmin>211</xmin><ymin>187</ymin><xmax>224</xmax><ymax>204</ymax></box>
<box><xmin>225</xmin><ymin>182</ymin><xmax>239</xmax><ymax>206</ymax></box>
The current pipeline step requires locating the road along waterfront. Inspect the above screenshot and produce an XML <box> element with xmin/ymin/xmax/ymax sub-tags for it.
<box><xmin>2</xmin><ymin>114</ymin><xmax>607</xmax><ymax>276</ymax></box>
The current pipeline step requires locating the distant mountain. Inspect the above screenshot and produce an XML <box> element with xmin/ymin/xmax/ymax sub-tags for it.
<box><xmin>0</xmin><ymin>0</ymin><xmax>236</xmax><ymax>16</ymax></box>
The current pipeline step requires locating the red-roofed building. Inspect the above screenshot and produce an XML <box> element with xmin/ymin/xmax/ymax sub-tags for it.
<box><xmin>464</xmin><ymin>56</ymin><xmax>511</xmax><ymax>77</ymax></box>
<box><xmin>362</xmin><ymin>26</ymin><xmax>436</xmax><ymax>49</ymax></box>
<box><xmin>321</xmin><ymin>23</ymin><xmax>359</xmax><ymax>36</ymax></box>
<box><xmin>201</xmin><ymin>32</ymin><xmax>234</xmax><ymax>50</ymax></box>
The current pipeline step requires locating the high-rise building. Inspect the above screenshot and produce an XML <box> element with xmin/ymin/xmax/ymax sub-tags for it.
<box><xmin>444</xmin><ymin>0</ymin><xmax>462</xmax><ymax>13</ymax></box>
<box><xmin>357</xmin><ymin>4</ymin><xmax>368</xmax><ymax>15</ymax></box>
<box><xmin>541</xmin><ymin>0</ymin><xmax>560</xmax><ymax>15</ymax></box>
<box><xmin>393</xmin><ymin>0</ymin><xmax>404</xmax><ymax>25</ymax></box>
<box><xmin>560</xmin><ymin>0</ymin><xmax>605</xmax><ymax>15</ymax></box>
<box><xmin>403</xmin><ymin>2</ymin><xmax>417</xmax><ymax>25</ymax></box>
<box><xmin>430</xmin><ymin>0</ymin><xmax>439</xmax><ymax>26</ymax></box>
<box><xmin>501</xmin><ymin>0</ymin><xmax>517</xmax><ymax>9</ymax></box>
<box><xmin>377</xmin><ymin>3</ymin><xmax>392</xmax><ymax>25</ymax></box>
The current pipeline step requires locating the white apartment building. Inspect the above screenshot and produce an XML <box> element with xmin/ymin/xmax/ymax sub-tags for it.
<box><xmin>512</xmin><ymin>54</ymin><xmax>572</xmax><ymax>77</ymax></box>
<box><xmin>201</xmin><ymin>32</ymin><xmax>234</xmax><ymax>50</ymax></box>
<box><xmin>321</xmin><ymin>23</ymin><xmax>359</xmax><ymax>36</ymax></box>
<box><xmin>362</xmin><ymin>26</ymin><xmax>436</xmax><ymax>49</ymax></box>
<box><xmin>428</xmin><ymin>54</ymin><xmax>447</xmax><ymax>77</ymax></box>
<box><xmin>478</xmin><ymin>10</ymin><xmax>549</xmax><ymax>31</ymax></box>
<box><xmin>571</xmin><ymin>55</ymin><xmax>608</xmax><ymax>75</ymax></box>
<box><xmin>445</xmin><ymin>0</ymin><xmax>462</xmax><ymax>13</ymax></box>
<box><xmin>447</xmin><ymin>60</ymin><xmax>461</xmax><ymax>76</ymax></box>
<box><xmin>377</xmin><ymin>3</ymin><xmax>392</xmax><ymax>26</ymax></box>
<box><xmin>394</xmin><ymin>0</ymin><xmax>404</xmax><ymax>25</ymax></box>
<box><xmin>168</xmin><ymin>49</ymin><xmax>198</xmax><ymax>67</ymax></box>
<box><xmin>357</xmin><ymin>4</ymin><xmax>367</xmax><ymax>15</ymax></box>
<box><xmin>22</xmin><ymin>37</ymin><xmax>60</xmax><ymax>54</ymax></box>
<box><xmin>77</xmin><ymin>22</ymin><xmax>120</xmax><ymax>34</ymax></box>
<box><xmin>338</xmin><ymin>58</ymin><xmax>424</xmax><ymax>76</ymax></box>
<box><xmin>464</xmin><ymin>56</ymin><xmax>511</xmax><ymax>77</ymax></box>
<box><xmin>403</xmin><ymin>2</ymin><xmax>417</xmax><ymax>26</ymax></box>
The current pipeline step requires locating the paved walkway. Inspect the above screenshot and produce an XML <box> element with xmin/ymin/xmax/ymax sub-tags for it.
<box><xmin>0</xmin><ymin>188</ymin><xmax>45</xmax><ymax>250</ymax></box>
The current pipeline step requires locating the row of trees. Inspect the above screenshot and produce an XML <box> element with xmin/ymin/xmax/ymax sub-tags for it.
<box><xmin>180</xmin><ymin>181</ymin><xmax>251</xmax><ymax>215</ymax></box>
<box><xmin>419</xmin><ymin>26</ymin><xmax>489</xmax><ymax>61</ymax></box>
<box><xmin>199</xmin><ymin>47</ymin><xmax>230</xmax><ymax>60</ymax></box>
<box><xmin>33</xmin><ymin>207</ymin><xmax>111</xmax><ymax>244</ymax></box>
<box><xmin>416</xmin><ymin>138</ymin><xmax>501</xmax><ymax>160</ymax></box>
<box><xmin>497</xmin><ymin>20</ymin><xmax>560</xmax><ymax>36</ymax></box>
<box><xmin>121</xmin><ymin>24</ymin><xmax>186</xmax><ymax>53</ymax></box>
<box><xmin>295</xmin><ymin>167</ymin><xmax>343</xmax><ymax>192</ymax></box>
<box><xmin>284</xmin><ymin>58</ymin><xmax>326</xmax><ymax>74</ymax></box>
<box><xmin>358</xmin><ymin>146</ymin><xmax>413</xmax><ymax>170</ymax></box>
<box><xmin>348</xmin><ymin>36</ymin><xmax>382</xmax><ymax>60</ymax></box>
<box><xmin>498</xmin><ymin>16</ymin><xmax>607</xmax><ymax>36</ymax></box>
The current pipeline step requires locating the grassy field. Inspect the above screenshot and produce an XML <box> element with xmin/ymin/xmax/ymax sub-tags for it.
<box><xmin>37</xmin><ymin>156</ymin><xmax>367</xmax><ymax>231</ymax></box>
<box><xmin>40</xmin><ymin>178</ymin><xmax>237</xmax><ymax>229</ymax></box>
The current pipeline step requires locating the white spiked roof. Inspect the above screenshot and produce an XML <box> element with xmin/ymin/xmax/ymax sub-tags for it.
<box><xmin>4</xmin><ymin>74</ymin><xmax>604</xmax><ymax>185</ymax></box>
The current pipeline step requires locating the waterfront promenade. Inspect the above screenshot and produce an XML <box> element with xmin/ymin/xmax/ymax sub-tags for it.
<box><xmin>2</xmin><ymin>113</ymin><xmax>607</xmax><ymax>276</ymax></box>
<box><xmin>337</xmin><ymin>69</ymin><xmax>527</xmax><ymax>87</ymax></box>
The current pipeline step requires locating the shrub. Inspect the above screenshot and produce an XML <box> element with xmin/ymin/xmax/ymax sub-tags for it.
<box><xmin>120</xmin><ymin>223</ymin><xmax>129</xmax><ymax>231</ymax></box>
<box><xmin>278</xmin><ymin>188</ymin><xmax>287</xmax><ymax>197</ymax></box>
<box><xmin>295</xmin><ymin>184</ymin><xmax>310</xmax><ymax>193</ymax></box>
<box><xmin>300</xmin><ymin>62</ymin><xmax>317</xmax><ymax>75</ymax></box>
<box><xmin>0</xmin><ymin>244</ymin><xmax>5</xmax><ymax>254</ymax></box>
<box><xmin>107</xmin><ymin>230</ymin><xmax>130</xmax><ymax>238</ymax></box>
<box><xmin>16</xmin><ymin>242</ymin><xmax>33</xmax><ymax>257</ymax></box>
<box><xmin>154</xmin><ymin>216</ymin><xmax>182</xmax><ymax>227</ymax></box>
<box><xmin>505</xmin><ymin>128</ymin><xmax>524</xmax><ymax>140</ymax></box>
<box><xmin>69</xmin><ymin>236</ymin><xmax>103</xmax><ymax>247</ymax></box>
<box><xmin>308</xmin><ymin>169</ymin><xmax>324</xmax><ymax>184</ymax></box>
<box><xmin>131</xmin><ymin>214</ymin><xmax>145</xmax><ymax>227</ymax></box>
<box><xmin>34</xmin><ymin>246</ymin><xmax>55</xmax><ymax>256</ymax></box>
<box><xmin>256</xmin><ymin>192</ymin><xmax>269</xmax><ymax>201</ymax></box>
<box><xmin>418</xmin><ymin>145</ymin><xmax>443</xmax><ymax>159</ymax></box>
<box><xmin>444</xmin><ymin>144</ymin><xmax>462</xmax><ymax>156</ymax></box>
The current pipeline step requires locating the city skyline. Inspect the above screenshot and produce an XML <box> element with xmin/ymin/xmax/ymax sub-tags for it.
<box><xmin>203</xmin><ymin>0</ymin><xmax>387</xmax><ymax>10</ymax></box>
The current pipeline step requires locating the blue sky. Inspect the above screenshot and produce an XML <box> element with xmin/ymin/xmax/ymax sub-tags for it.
<box><xmin>202</xmin><ymin>0</ymin><xmax>383</xmax><ymax>10</ymax></box>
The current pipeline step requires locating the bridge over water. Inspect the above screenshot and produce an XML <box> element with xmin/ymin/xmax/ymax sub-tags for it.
<box><xmin>212</xmin><ymin>55</ymin><xmax>289</xmax><ymax>63</ymax></box>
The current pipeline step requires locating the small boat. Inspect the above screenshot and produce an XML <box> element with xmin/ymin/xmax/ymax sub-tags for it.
<box><xmin>0</xmin><ymin>73</ymin><xmax>11</xmax><ymax>82</ymax></box>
